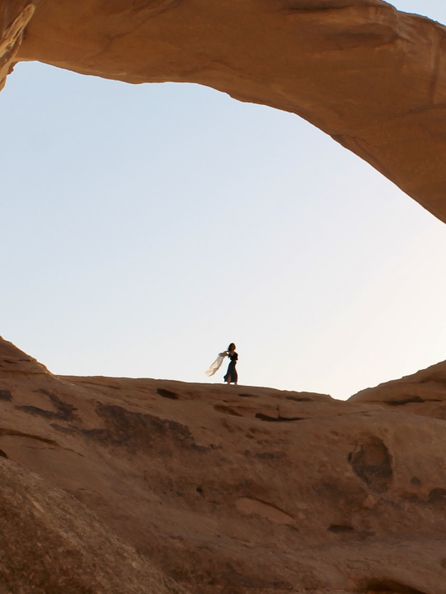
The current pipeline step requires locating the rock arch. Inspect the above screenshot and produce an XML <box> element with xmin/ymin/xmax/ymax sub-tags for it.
<box><xmin>2</xmin><ymin>0</ymin><xmax>446</xmax><ymax>222</ymax></box>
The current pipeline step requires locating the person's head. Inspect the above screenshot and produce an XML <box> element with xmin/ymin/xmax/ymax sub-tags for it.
<box><xmin>228</xmin><ymin>343</ymin><xmax>236</xmax><ymax>352</ymax></box>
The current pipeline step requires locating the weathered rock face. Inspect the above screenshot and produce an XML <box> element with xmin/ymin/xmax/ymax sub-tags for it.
<box><xmin>2</xmin><ymin>1</ymin><xmax>446</xmax><ymax>222</ymax></box>
<box><xmin>0</xmin><ymin>459</ymin><xmax>188</xmax><ymax>594</ymax></box>
<box><xmin>0</xmin><ymin>1</ymin><xmax>34</xmax><ymax>91</ymax></box>
<box><xmin>1</xmin><ymin>335</ymin><xmax>446</xmax><ymax>593</ymax></box>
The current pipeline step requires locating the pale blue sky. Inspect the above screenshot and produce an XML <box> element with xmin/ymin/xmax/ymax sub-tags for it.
<box><xmin>1</xmin><ymin>1</ymin><xmax>445</xmax><ymax>398</ymax></box>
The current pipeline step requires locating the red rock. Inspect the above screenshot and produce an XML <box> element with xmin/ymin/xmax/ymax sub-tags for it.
<box><xmin>1</xmin><ymin>336</ymin><xmax>446</xmax><ymax>593</ymax></box>
<box><xmin>2</xmin><ymin>1</ymin><xmax>446</xmax><ymax>221</ymax></box>
<box><xmin>0</xmin><ymin>458</ymin><xmax>188</xmax><ymax>594</ymax></box>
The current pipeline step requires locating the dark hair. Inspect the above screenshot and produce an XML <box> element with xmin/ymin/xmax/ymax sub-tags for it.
<box><xmin>228</xmin><ymin>343</ymin><xmax>236</xmax><ymax>352</ymax></box>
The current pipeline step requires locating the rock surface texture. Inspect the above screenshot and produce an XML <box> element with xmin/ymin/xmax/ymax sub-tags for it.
<box><xmin>2</xmin><ymin>0</ymin><xmax>446</xmax><ymax>222</ymax></box>
<box><xmin>1</xmin><ymin>335</ymin><xmax>446</xmax><ymax>593</ymax></box>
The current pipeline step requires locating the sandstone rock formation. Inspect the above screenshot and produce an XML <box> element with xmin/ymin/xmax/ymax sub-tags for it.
<box><xmin>2</xmin><ymin>1</ymin><xmax>446</xmax><ymax>222</ymax></box>
<box><xmin>352</xmin><ymin>359</ymin><xmax>446</xmax><ymax>417</ymax></box>
<box><xmin>0</xmin><ymin>459</ymin><xmax>188</xmax><ymax>594</ymax></box>
<box><xmin>1</xmin><ymin>2</ymin><xmax>446</xmax><ymax>591</ymax></box>
<box><xmin>0</xmin><ymin>1</ymin><xmax>34</xmax><ymax>91</ymax></box>
<box><xmin>1</xmin><ymin>334</ymin><xmax>446</xmax><ymax>593</ymax></box>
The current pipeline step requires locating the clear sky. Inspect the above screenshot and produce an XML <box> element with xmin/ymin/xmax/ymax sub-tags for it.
<box><xmin>1</xmin><ymin>1</ymin><xmax>445</xmax><ymax>399</ymax></box>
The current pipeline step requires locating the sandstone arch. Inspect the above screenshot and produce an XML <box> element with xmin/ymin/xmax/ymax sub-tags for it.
<box><xmin>2</xmin><ymin>0</ymin><xmax>446</xmax><ymax>223</ymax></box>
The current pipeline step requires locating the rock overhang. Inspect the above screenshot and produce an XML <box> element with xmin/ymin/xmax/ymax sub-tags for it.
<box><xmin>1</xmin><ymin>0</ymin><xmax>446</xmax><ymax>222</ymax></box>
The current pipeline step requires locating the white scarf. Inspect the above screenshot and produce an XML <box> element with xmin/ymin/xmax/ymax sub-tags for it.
<box><xmin>205</xmin><ymin>352</ymin><xmax>226</xmax><ymax>376</ymax></box>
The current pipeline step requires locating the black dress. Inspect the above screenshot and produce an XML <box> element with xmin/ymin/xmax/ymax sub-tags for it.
<box><xmin>224</xmin><ymin>352</ymin><xmax>238</xmax><ymax>383</ymax></box>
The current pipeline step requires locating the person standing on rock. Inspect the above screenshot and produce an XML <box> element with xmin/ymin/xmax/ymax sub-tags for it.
<box><xmin>205</xmin><ymin>343</ymin><xmax>238</xmax><ymax>384</ymax></box>
<box><xmin>223</xmin><ymin>343</ymin><xmax>238</xmax><ymax>385</ymax></box>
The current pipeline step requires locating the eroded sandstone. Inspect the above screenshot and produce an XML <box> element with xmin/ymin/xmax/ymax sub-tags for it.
<box><xmin>1</xmin><ymin>336</ymin><xmax>446</xmax><ymax>593</ymax></box>
<box><xmin>0</xmin><ymin>458</ymin><xmax>188</xmax><ymax>594</ymax></box>
<box><xmin>0</xmin><ymin>1</ymin><xmax>34</xmax><ymax>91</ymax></box>
<box><xmin>1</xmin><ymin>1</ymin><xmax>446</xmax><ymax>222</ymax></box>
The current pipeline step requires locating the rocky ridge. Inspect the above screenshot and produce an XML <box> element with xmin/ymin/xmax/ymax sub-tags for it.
<box><xmin>1</xmin><ymin>335</ymin><xmax>446</xmax><ymax>593</ymax></box>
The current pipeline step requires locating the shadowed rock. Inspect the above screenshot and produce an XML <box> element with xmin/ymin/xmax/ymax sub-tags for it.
<box><xmin>0</xmin><ymin>458</ymin><xmax>188</xmax><ymax>594</ymax></box>
<box><xmin>349</xmin><ymin>436</ymin><xmax>393</xmax><ymax>493</ymax></box>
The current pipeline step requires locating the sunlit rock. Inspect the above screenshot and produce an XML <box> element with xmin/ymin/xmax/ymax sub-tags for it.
<box><xmin>1</xmin><ymin>336</ymin><xmax>446</xmax><ymax>593</ymax></box>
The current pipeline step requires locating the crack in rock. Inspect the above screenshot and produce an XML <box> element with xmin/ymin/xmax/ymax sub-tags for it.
<box><xmin>236</xmin><ymin>497</ymin><xmax>295</xmax><ymax>526</ymax></box>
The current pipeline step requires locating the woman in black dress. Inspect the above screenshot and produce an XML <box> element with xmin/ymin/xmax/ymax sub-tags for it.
<box><xmin>224</xmin><ymin>343</ymin><xmax>238</xmax><ymax>385</ymax></box>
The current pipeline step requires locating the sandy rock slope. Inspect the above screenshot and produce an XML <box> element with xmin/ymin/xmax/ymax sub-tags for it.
<box><xmin>1</xmin><ymin>336</ymin><xmax>446</xmax><ymax>593</ymax></box>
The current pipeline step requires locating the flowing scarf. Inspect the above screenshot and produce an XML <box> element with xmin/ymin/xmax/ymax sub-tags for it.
<box><xmin>206</xmin><ymin>352</ymin><xmax>226</xmax><ymax>376</ymax></box>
